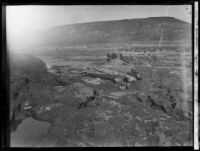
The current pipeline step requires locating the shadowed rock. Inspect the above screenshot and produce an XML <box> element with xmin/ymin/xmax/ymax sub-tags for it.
<box><xmin>9</xmin><ymin>53</ymin><xmax>66</xmax><ymax>130</ymax></box>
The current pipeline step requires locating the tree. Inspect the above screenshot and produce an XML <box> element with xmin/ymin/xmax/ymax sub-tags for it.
<box><xmin>111</xmin><ymin>53</ymin><xmax>117</xmax><ymax>60</ymax></box>
<box><xmin>106</xmin><ymin>53</ymin><xmax>111</xmax><ymax>62</ymax></box>
<box><xmin>119</xmin><ymin>53</ymin><xmax>124</xmax><ymax>61</ymax></box>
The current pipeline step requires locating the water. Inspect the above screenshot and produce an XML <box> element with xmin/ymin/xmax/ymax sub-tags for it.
<box><xmin>37</xmin><ymin>55</ymin><xmax>94</xmax><ymax>68</ymax></box>
<box><xmin>11</xmin><ymin>117</ymin><xmax>51</xmax><ymax>147</ymax></box>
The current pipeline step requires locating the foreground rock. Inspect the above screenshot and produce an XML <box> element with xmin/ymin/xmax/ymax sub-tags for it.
<box><xmin>9</xmin><ymin>53</ymin><xmax>66</xmax><ymax>131</ymax></box>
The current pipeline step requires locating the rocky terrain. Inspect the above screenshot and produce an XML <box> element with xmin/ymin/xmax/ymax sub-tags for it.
<box><xmin>10</xmin><ymin>49</ymin><xmax>192</xmax><ymax>147</ymax></box>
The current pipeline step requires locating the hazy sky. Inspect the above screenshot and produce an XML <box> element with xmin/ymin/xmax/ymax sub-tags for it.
<box><xmin>6</xmin><ymin>5</ymin><xmax>192</xmax><ymax>35</ymax></box>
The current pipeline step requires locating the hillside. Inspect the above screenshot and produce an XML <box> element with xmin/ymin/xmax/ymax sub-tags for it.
<box><xmin>28</xmin><ymin>17</ymin><xmax>191</xmax><ymax>46</ymax></box>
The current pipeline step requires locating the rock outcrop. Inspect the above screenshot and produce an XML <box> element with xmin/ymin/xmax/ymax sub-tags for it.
<box><xmin>9</xmin><ymin>53</ymin><xmax>66</xmax><ymax>131</ymax></box>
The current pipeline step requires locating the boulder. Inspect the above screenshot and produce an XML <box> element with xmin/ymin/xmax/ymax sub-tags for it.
<box><xmin>66</xmin><ymin>83</ymin><xmax>96</xmax><ymax>101</ymax></box>
<box><xmin>9</xmin><ymin>53</ymin><xmax>65</xmax><ymax>130</ymax></box>
<box><xmin>59</xmin><ymin>82</ymin><xmax>100</xmax><ymax>108</ymax></box>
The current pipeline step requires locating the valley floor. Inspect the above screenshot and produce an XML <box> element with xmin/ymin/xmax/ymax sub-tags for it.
<box><xmin>10</xmin><ymin>46</ymin><xmax>193</xmax><ymax>147</ymax></box>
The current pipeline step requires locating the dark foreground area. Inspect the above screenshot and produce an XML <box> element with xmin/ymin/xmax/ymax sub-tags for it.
<box><xmin>9</xmin><ymin>51</ymin><xmax>192</xmax><ymax>147</ymax></box>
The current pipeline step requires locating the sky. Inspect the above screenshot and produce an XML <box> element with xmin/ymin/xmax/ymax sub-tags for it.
<box><xmin>6</xmin><ymin>5</ymin><xmax>192</xmax><ymax>35</ymax></box>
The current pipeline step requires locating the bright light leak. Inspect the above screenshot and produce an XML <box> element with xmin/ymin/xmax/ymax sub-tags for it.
<box><xmin>7</xmin><ymin>6</ymin><xmax>34</xmax><ymax>34</ymax></box>
<box><xmin>6</xmin><ymin>6</ymin><xmax>51</xmax><ymax>34</ymax></box>
<box><xmin>6</xmin><ymin>6</ymin><xmax>47</xmax><ymax>53</ymax></box>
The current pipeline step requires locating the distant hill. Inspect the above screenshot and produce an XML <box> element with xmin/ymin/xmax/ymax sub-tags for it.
<box><xmin>15</xmin><ymin>17</ymin><xmax>192</xmax><ymax>47</ymax></box>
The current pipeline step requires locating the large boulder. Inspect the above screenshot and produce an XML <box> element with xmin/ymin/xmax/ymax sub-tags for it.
<box><xmin>10</xmin><ymin>53</ymin><xmax>46</xmax><ymax>120</ymax></box>
<box><xmin>9</xmin><ymin>53</ymin><xmax>65</xmax><ymax>131</ymax></box>
<box><xmin>54</xmin><ymin>82</ymin><xmax>100</xmax><ymax>109</ymax></box>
